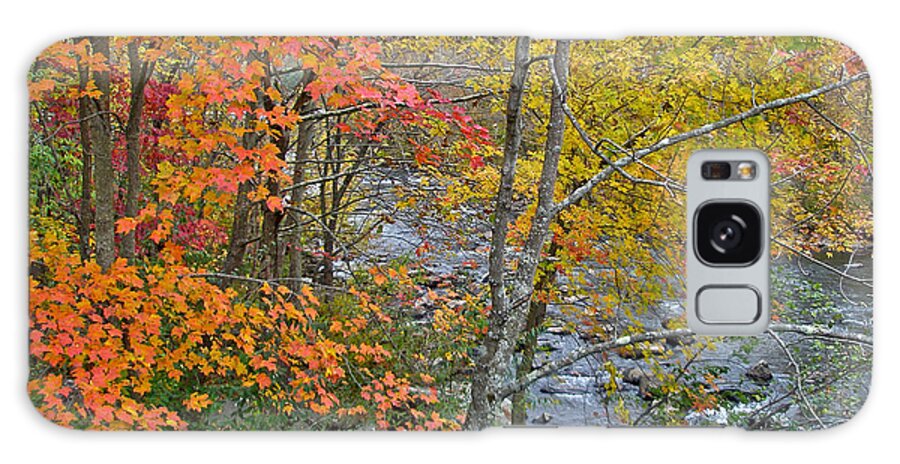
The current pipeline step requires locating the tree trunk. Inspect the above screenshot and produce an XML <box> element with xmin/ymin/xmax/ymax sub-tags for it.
<box><xmin>222</xmin><ymin>180</ymin><xmax>253</xmax><ymax>276</ymax></box>
<box><xmin>317</xmin><ymin>126</ymin><xmax>339</xmax><ymax>299</ymax></box>
<box><xmin>467</xmin><ymin>39</ymin><xmax>570</xmax><ymax>430</ymax></box>
<box><xmin>121</xmin><ymin>40</ymin><xmax>155</xmax><ymax>261</ymax></box>
<box><xmin>221</xmin><ymin>131</ymin><xmax>258</xmax><ymax>276</ymax></box>
<box><xmin>259</xmin><ymin>65</ymin><xmax>291</xmax><ymax>280</ymax></box>
<box><xmin>89</xmin><ymin>37</ymin><xmax>115</xmax><ymax>271</ymax></box>
<box><xmin>77</xmin><ymin>61</ymin><xmax>93</xmax><ymax>262</ymax></box>
<box><xmin>510</xmin><ymin>298</ymin><xmax>548</xmax><ymax>425</ymax></box>
<box><xmin>288</xmin><ymin>74</ymin><xmax>316</xmax><ymax>293</ymax></box>
<box><xmin>466</xmin><ymin>36</ymin><xmax>531</xmax><ymax>430</ymax></box>
<box><xmin>511</xmin><ymin>242</ymin><xmax>560</xmax><ymax>424</ymax></box>
<box><xmin>260</xmin><ymin>132</ymin><xmax>287</xmax><ymax>279</ymax></box>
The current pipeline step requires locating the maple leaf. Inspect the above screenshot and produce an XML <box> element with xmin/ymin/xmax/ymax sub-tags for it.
<box><xmin>424</xmin><ymin>412</ymin><xmax>444</xmax><ymax>431</ymax></box>
<box><xmin>266</xmin><ymin>196</ymin><xmax>284</xmax><ymax>213</ymax></box>
<box><xmin>93</xmin><ymin>405</ymin><xmax>115</xmax><ymax>424</ymax></box>
<box><xmin>184</xmin><ymin>393</ymin><xmax>212</xmax><ymax>412</ymax></box>
<box><xmin>265</xmin><ymin>86</ymin><xmax>282</xmax><ymax>101</ymax></box>
<box><xmin>149</xmin><ymin>227</ymin><xmax>167</xmax><ymax>244</ymax></box>
<box><xmin>115</xmin><ymin>218</ymin><xmax>139</xmax><ymax>234</ymax></box>
<box><xmin>301</xmin><ymin>286</ymin><xmax>320</xmax><ymax>306</ymax></box>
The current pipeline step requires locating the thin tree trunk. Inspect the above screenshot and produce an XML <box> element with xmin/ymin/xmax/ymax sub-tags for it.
<box><xmin>316</xmin><ymin>126</ymin><xmax>338</xmax><ymax>298</ymax></box>
<box><xmin>466</xmin><ymin>36</ymin><xmax>531</xmax><ymax>430</ymax></box>
<box><xmin>77</xmin><ymin>61</ymin><xmax>93</xmax><ymax>262</ymax></box>
<box><xmin>510</xmin><ymin>299</ymin><xmax>548</xmax><ymax>425</ymax></box>
<box><xmin>121</xmin><ymin>40</ymin><xmax>155</xmax><ymax>261</ymax></box>
<box><xmin>89</xmin><ymin>37</ymin><xmax>115</xmax><ymax>271</ymax></box>
<box><xmin>259</xmin><ymin>63</ymin><xmax>290</xmax><ymax>280</ymax></box>
<box><xmin>222</xmin><ymin>180</ymin><xmax>253</xmax><ymax>275</ymax></box>
<box><xmin>467</xmin><ymin>39</ymin><xmax>570</xmax><ymax>430</ymax></box>
<box><xmin>260</xmin><ymin>127</ymin><xmax>288</xmax><ymax>279</ymax></box>
<box><xmin>511</xmin><ymin>242</ymin><xmax>559</xmax><ymax>424</ymax></box>
<box><xmin>260</xmin><ymin>176</ymin><xmax>284</xmax><ymax>280</ymax></box>
<box><xmin>221</xmin><ymin>130</ymin><xmax>258</xmax><ymax>276</ymax></box>
<box><xmin>288</xmin><ymin>73</ymin><xmax>316</xmax><ymax>293</ymax></box>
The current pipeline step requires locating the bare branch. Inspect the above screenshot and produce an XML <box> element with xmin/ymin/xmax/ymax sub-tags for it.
<box><xmin>772</xmin><ymin>167</ymin><xmax>854</xmax><ymax>239</ymax></box>
<box><xmin>544</xmin><ymin>59</ymin><xmax>685</xmax><ymax>197</ymax></box>
<box><xmin>296</xmin><ymin>91</ymin><xmax>493</xmax><ymax>122</ymax></box>
<box><xmin>280</xmin><ymin>167</ymin><xmax>369</xmax><ymax>194</ymax></box>
<box><xmin>382</xmin><ymin>62</ymin><xmax>510</xmax><ymax>73</ymax></box>
<box><xmin>805</xmin><ymin>100</ymin><xmax>872</xmax><ymax>173</ymax></box>
<box><xmin>497</xmin><ymin>323</ymin><xmax>871</xmax><ymax>400</ymax></box>
<box><xmin>35</xmin><ymin>110</ymin><xmax>125</xmax><ymax>145</ymax></box>
<box><xmin>188</xmin><ymin>272</ymin><xmax>352</xmax><ymax>296</ymax></box>
<box><xmin>772</xmin><ymin>238</ymin><xmax>873</xmax><ymax>288</ymax></box>
<box><xmin>767</xmin><ymin>330</ymin><xmax>826</xmax><ymax>428</ymax></box>
<box><xmin>768</xmin><ymin>323</ymin><xmax>872</xmax><ymax>345</ymax></box>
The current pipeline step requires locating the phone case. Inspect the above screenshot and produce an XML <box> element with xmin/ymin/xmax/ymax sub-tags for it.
<box><xmin>28</xmin><ymin>36</ymin><xmax>872</xmax><ymax>430</ymax></box>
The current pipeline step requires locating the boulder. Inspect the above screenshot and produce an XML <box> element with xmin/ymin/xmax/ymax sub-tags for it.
<box><xmin>623</xmin><ymin>367</ymin><xmax>662</xmax><ymax>399</ymax></box>
<box><xmin>746</xmin><ymin>360</ymin><xmax>773</xmax><ymax>383</ymax></box>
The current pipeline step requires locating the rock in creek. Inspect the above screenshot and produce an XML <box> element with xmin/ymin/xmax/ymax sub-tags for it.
<box><xmin>746</xmin><ymin>360</ymin><xmax>773</xmax><ymax>383</ymax></box>
<box><xmin>623</xmin><ymin>367</ymin><xmax>663</xmax><ymax>399</ymax></box>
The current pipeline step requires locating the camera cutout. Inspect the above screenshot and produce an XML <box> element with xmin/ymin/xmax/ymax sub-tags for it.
<box><xmin>687</xmin><ymin>150</ymin><xmax>769</xmax><ymax>335</ymax></box>
<box><xmin>701</xmin><ymin>162</ymin><xmax>731</xmax><ymax>180</ymax></box>
<box><xmin>694</xmin><ymin>201</ymin><xmax>763</xmax><ymax>266</ymax></box>
<box><xmin>701</xmin><ymin>160</ymin><xmax>757</xmax><ymax>180</ymax></box>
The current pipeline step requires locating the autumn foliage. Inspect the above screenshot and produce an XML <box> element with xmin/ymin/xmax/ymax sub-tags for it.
<box><xmin>29</xmin><ymin>36</ymin><xmax>871</xmax><ymax>430</ymax></box>
<box><xmin>28</xmin><ymin>36</ymin><xmax>489</xmax><ymax>430</ymax></box>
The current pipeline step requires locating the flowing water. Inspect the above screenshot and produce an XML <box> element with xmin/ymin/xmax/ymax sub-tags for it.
<box><xmin>349</xmin><ymin>172</ymin><xmax>873</xmax><ymax>428</ymax></box>
<box><xmin>523</xmin><ymin>251</ymin><xmax>872</xmax><ymax>427</ymax></box>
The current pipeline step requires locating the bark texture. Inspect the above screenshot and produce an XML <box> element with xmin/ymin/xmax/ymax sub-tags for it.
<box><xmin>121</xmin><ymin>40</ymin><xmax>155</xmax><ymax>261</ymax></box>
<box><xmin>288</xmin><ymin>72</ymin><xmax>317</xmax><ymax>293</ymax></box>
<box><xmin>77</xmin><ymin>60</ymin><xmax>93</xmax><ymax>262</ymax></box>
<box><xmin>467</xmin><ymin>39</ymin><xmax>570</xmax><ymax>430</ymax></box>
<box><xmin>88</xmin><ymin>37</ymin><xmax>115</xmax><ymax>271</ymax></box>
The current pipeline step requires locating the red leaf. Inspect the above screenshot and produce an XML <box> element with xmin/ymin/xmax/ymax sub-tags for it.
<box><xmin>266</xmin><ymin>196</ymin><xmax>284</xmax><ymax>213</ymax></box>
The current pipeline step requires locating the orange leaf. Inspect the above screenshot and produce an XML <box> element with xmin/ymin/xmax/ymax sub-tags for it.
<box><xmin>266</xmin><ymin>196</ymin><xmax>284</xmax><ymax>212</ymax></box>
<box><xmin>29</xmin><ymin>79</ymin><xmax>56</xmax><ymax>101</ymax></box>
<box><xmin>184</xmin><ymin>393</ymin><xmax>212</xmax><ymax>412</ymax></box>
<box><xmin>256</xmin><ymin>373</ymin><xmax>272</xmax><ymax>389</ymax></box>
<box><xmin>115</xmin><ymin>217</ymin><xmax>139</xmax><ymax>234</ymax></box>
